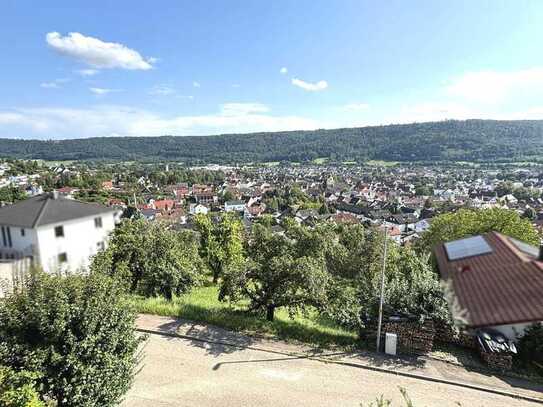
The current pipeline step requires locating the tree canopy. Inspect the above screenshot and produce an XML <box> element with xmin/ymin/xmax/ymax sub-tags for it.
<box><xmin>91</xmin><ymin>218</ymin><xmax>204</xmax><ymax>300</ymax></box>
<box><xmin>219</xmin><ymin>223</ymin><xmax>329</xmax><ymax>321</ymax></box>
<box><xmin>3</xmin><ymin>119</ymin><xmax>543</xmax><ymax>163</ymax></box>
<box><xmin>418</xmin><ymin>207</ymin><xmax>540</xmax><ymax>252</ymax></box>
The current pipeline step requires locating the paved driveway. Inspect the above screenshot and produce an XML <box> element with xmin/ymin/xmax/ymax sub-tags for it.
<box><xmin>123</xmin><ymin>332</ymin><xmax>540</xmax><ymax>407</ymax></box>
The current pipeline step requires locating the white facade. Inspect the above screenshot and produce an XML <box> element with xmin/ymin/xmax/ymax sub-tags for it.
<box><xmin>1</xmin><ymin>212</ymin><xmax>117</xmax><ymax>273</ymax></box>
<box><xmin>224</xmin><ymin>201</ymin><xmax>246</xmax><ymax>212</ymax></box>
<box><xmin>189</xmin><ymin>203</ymin><xmax>209</xmax><ymax>215</ymax></box>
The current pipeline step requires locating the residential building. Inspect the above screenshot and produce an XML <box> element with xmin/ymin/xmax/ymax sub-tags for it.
<box><xmin>434</xmin><ymin>232</ymin><xmax>543</xmax><ymax>341</ymax></box>
<box><xmin>0</xmin><ymin>192</ymin><xmax>119</xmax><ymax>273</ymax></box>
<box><xmin>224</xmin><ymin>200</ymin><xmax>245</xmax><ymax>212</ymax></box>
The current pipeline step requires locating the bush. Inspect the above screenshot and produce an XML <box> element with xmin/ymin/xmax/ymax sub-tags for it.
<box><xmin>517</xmin><ymin>323</ymin><xmax>543</xmax><ymax>369</ymax></box>
<box><xmin>0</xmin><ymin>366</ymin><xmax>44</xmax><ymax>407</ymax></box>
<box><xmin>0</xmin><ymin>271</ymin><xmax>144</xmax><ymax>407</ymax></box>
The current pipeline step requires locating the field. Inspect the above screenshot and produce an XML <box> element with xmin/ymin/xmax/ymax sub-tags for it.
<box><xmin>129</xmin><ymin>283</ymin><xmax>358</xmax><ymax>348</ymax></box>
<box><xmin>365</xmin><ymin>160</ymin><xmax>399</xmax><ymax>167</ymax></box>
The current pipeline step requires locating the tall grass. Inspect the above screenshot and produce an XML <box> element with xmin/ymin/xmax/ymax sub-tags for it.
<box><xmin>129</xmin><ymin>284</ymin><xmax>358</xmax><ymax>348</ymax></box>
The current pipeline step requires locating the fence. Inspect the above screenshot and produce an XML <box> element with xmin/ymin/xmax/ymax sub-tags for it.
<box><xmin>0</xmin><ymin>258</ymin><xmax>32</xmax><ymax>298</ymax></box>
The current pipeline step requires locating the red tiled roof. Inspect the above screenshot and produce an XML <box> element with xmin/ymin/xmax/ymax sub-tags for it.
<box><xmin>153</xmin><ymin>199</ymin><xmax>175</xmax><ymax>210</ymax></box>
<box><xmin>434</xmin><ymin>231</ymin><xmax>543</xmax><ymax>328</ymax></box>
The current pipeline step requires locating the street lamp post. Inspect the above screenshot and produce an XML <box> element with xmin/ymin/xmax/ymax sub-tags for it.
<box><xmin>376</xmin><ymin>226</ymin><xmax>388</xmax><ymax>352</ymax></box>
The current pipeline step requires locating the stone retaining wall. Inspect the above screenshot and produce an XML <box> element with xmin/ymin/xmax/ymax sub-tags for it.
<box><xmin>434</xmin><ymin>320</ymin><xmax>478</xmax><ymax>349</ymax></box>
<box><xmin>383</xmin><ymin>320</ymin><xmax>435</xmax><ymax>355</ymax></box>
<box><xmin>361</xmin><ymin>319</ymin><xmax>435</xmax><ymax>355</ymax></box>
<box><xmin>480</xmin><ymin>350</ymin><xmax>513</xmax><ymax>371</ymax></box>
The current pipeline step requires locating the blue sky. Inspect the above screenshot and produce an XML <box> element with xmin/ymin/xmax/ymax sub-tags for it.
<box><xmin>2</xmin><ymin>0</ymin><xmax>543</xmax><ymax>139</ymax></box>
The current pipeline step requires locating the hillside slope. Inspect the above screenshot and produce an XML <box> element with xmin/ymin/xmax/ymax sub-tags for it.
<box><xmin>1</xmin><ymin>119</ymin><xmax>543</xmax><ymax>163</ymax></box>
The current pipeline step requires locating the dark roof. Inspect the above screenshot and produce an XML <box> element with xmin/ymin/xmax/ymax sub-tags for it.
<box><xmin>434</xmin><ymin>232</ymin><xmax>543</xmax><ymax>329</ymax></box>
<box><xmin>0</xmin><ymin>193</ymin><xmax>116</xmax><ymax>228</ymax></box>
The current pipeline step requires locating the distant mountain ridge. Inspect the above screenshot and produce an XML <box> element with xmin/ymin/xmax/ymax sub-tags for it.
<box><xmin>1</xmin><ymin>119</ymin><xmax>543</xmax><ymax>163</ymax></box>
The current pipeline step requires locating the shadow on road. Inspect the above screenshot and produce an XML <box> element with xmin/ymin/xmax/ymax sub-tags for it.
<box><xmin>212</xmin><ymin>351</ymin><xmax>351</xmax><ymax>371</ymax></box>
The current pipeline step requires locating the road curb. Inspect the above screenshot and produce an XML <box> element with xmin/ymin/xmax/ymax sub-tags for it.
<box><xmin>136</xmin><ymin>327</ymin><xmax>543</xmax><ymax>405</ymax></box>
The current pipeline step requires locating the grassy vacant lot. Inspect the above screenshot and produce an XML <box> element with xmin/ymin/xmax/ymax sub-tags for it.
<box><xmin>129</xmin><ymin>283</ymin><xmax>358</xmax><ymax>348</ymax></box>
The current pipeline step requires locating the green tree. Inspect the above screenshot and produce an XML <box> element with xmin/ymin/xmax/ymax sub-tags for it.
<box><xmin>414</xmin><ymin>185</ymin><xmax>432</xmax><ymax>196</ymax></box>
<box><xmin>418</xmin><ymin>207</ymin><xmax>540</xmax><ymax>252</ymax></box>
<box><xmin>318</xmin><ymin>202</ymin><xmax>330</xmax><ymax>215</ymax></box>
<box><xmin>324</xmin><ymin>228</ymin><xmax>448</xmax><ymax>330</ymax></box>
<box><xmin>0</xmin><ymin>186</ymin><xmax>27</xmax><ymax>203</ymax></box>
<box><xmin>194</xmin><ymin>213</ymin><xmax>244</xmax><ymax>283</ymax></box>
<box><xmin>92</xmin><ymin>219</ymin><xmax>204</xmax><ymax>300</ymax></box>
<box><xmin>516</xmin><ymin>323</ymin><xmax>543</xmax><ymax>369</ymax></box>
<box><xmin>523</xmin><ymin>207</ymin><xmax>537</xmax><ymax>221</ymax></box>
<box><xmin>0</xmin><ymin>272</ymin><xmax>143</xmax><ymax>407</ymax></box>
<box><xmin>219</xmin><ymin>223</ymin><xmax>329</xmax><ymax>321</ymax></box>
<box><xmin>222</xmin><ymin>189</ymin><xmax>235</xmax><ymax>202</ymax></box>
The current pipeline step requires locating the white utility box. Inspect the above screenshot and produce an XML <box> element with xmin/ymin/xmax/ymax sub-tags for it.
<box><xmin>385</xmin><ymin>333</ymin><xmax>397</xmax><ymax>355</ymax></box>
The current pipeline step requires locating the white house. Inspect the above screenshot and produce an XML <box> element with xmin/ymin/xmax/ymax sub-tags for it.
<box><xmin>0</xmin><ymin>192</ymin><xmax>119</xmax><ymax>273</ymax></box>
<box><xmin>189</xmin><ymin>203</ymin><xmax>209</xmax><ymax>215</ymax></box>
<box><xmin>224</xmin><ymin>200</ymin><xmax>245</xmax><ymax>212</ymax></box>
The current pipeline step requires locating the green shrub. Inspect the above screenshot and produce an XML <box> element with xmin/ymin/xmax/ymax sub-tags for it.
<box><xmin>0</xmin><ymin>271</ymin><xmax>144</xmax><ymax>407</ymax></box>
<box><xmin>0</xmin><ymin>366</ymin><xmax>44</xmax><ymax>407</ymax></box>
<box><xmin>517</xmin><ymin>323</ymin><xmax>543</xmax><ymax>369</ymax></box>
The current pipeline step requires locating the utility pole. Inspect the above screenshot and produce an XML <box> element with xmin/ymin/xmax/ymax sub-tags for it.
<box><xmin>376</xmin><ymin>226</ymin><xmax>388</xmax><ymax>352</ymax></box>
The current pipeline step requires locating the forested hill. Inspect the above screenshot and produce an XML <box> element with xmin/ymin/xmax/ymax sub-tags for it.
<box><xmin>2</xmin><ymin>119</ymin><xmax>543</xmax><ymax>163</ymax></box>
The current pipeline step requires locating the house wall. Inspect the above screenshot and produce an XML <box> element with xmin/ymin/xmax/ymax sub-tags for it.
<box><xmin>225</xmin><ymin>204</ymin><xmax>245</xmax><ymax>212</ymax></box>
<box><xmin>492</xmin><ymin>322</ymin><xmax>536</xmax><ymax>341</ymax></box>
<box><xmin>0</xmin><ymin>224</ymin><xmax>38</xmax><ymax>258</ymax></box>
<box><xmin>36</xmin><ymin>211</ymin><xmax>117</xmax><ymax>273</ymax></box>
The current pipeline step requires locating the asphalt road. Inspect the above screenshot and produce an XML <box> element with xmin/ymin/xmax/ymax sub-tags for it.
<box><xmin>123</xmin><ymin>332</ymin><xmax>539</xmax><ymax>407</ymax></box>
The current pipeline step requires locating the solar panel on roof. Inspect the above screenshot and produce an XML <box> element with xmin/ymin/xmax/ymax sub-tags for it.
<box><xmin>444</xmin><ymin>236</ymin><xmax>492</xmax><ymax>261</ymax></box>
<box><xmin>508</xmin><ymin>237</ymin><xmax>539</xmax><ymax>258</ymax></box>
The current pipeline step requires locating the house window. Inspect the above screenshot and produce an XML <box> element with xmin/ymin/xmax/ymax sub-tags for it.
<box><xmin>21</xmin><ymin>228</ymin><xmax>25</xmax><ymax>237</ymax></box>
<box><xmin>55</xmin><ymin>226</ymin><xmax>64</xmax><ymax>237</ymax></box>
<box><xmin>1</xmin><ymin>226</ymin><xmax>6</xmax><ymax>247</ymax></box>
<box><xmin>58</xmin><ymin>252</ymin><xmax>68</xmax><ymax>263</ymax></box>
<box><xmin>94</xmin><ymin>217</ymin><xmax>103</xmax><ymax>228</ymax></box>
<box><xmin>97</xmin><ymin>241</ymin><xmax>105</xmax><ymax>251</ymax></box>
<box><xmin>6</xmin><ymin>227</ymin><xmax>11</xmax><ymax>248</ymax></box>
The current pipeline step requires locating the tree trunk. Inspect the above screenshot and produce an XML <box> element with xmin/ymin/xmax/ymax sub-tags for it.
<box><xmin>212</xmin><ymin>269</ymin><xmax>219</xmax><ymax>284</ymax></box>
<box><xmin>266</xmin><ymin>305</ymin><xmax>275</xmax><ymax>322</ymax></box>
<box><xmin>164</xmin><ymin>287</ymin><xmax>173</xmax><ymax>301</ymax></box>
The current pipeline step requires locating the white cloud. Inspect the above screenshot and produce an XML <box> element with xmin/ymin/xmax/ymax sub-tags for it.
<box><xmin>280</xmin><ymin>67</ymin><xmax>288</xmax><ymax>75</ymax></box>
<box><xmin>40</xmin><ymin>82</ymin><xmax>60</xmax><ymax>89</ymax></box>
<box><xmin>193</xmin><ymin>81</ymin><xmax>201</xmax><ymax>88</ymax></box>
<box><xmin>40</xmin><ymin>78</ymin><xmax>70</xmax><ymax>89</ymax></box>
<box><xmin>446</xmin><ymin>68</ymin><xmax>543</xmax><ymax>104</ymax></box>
<box><xmin>46</xmin><ymin>32</ymin><xmax>154</xmax><ymax>70</ymax></box>
<box><xmin>220</xmin><ymin>103</ymin><xmax>270</xmax><ymax>116</ymax></box>
<box><xmin>291</xmin><ymin>78</ymin><xmax>328</xmax><ymax>92</ymax></box>
<box><xmin>76</xmin><ymin>69</ymin><xmax>99</xmax><ymax>77</ymax></box>
<box><xmin>0</xmin><ymin>112</ymin><xmax>25</xmax><ymax>124</ymax></box>
<box><xmin>342</xmin><ymin>103</ymin><xmax>370</xmax><ymax>111</ymax></box>
<box><xmin>149</xmin><ymin>85</ymin><xmax>176</xmax><ymax>96</ymax></box>
<box><xmin>389</xmin><ymin>102</ymin><xmax>477</xmax><ymax>123</ymax></box>
<box><xmin>0</xmin><ymin>104</ymin><xmax>324</xmax><ymax>139</ymax></box>
<box><xmin>89</xmin><ymin>87</ymin><xmax>120</xmax><ymax>95</ymax></box>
